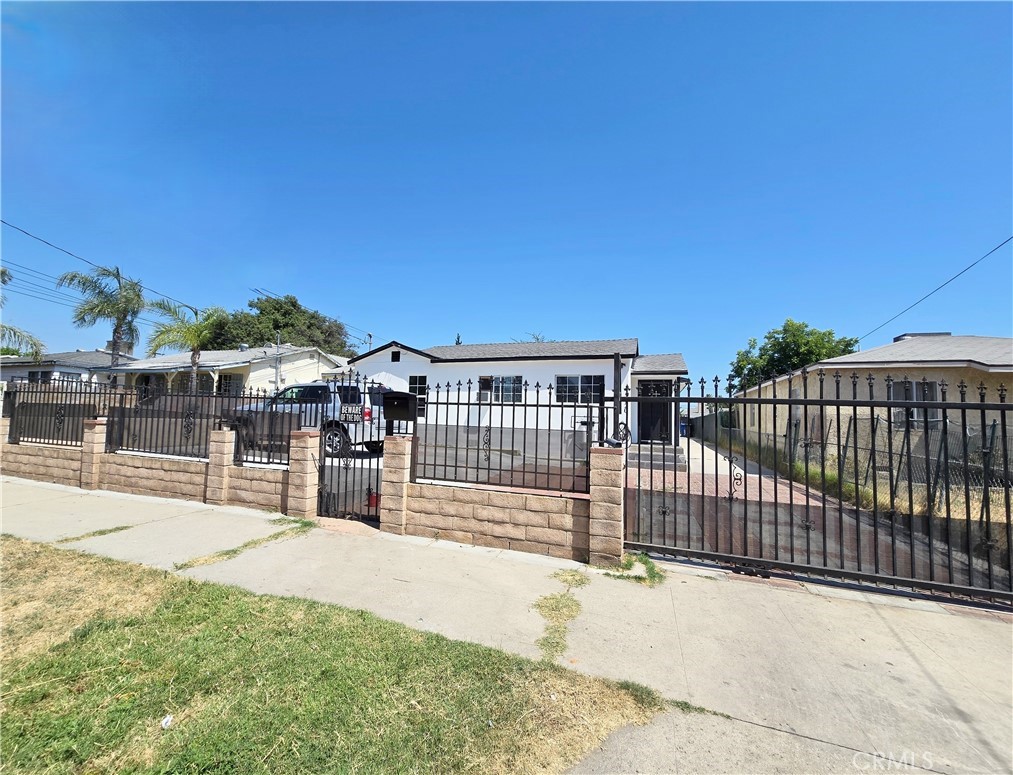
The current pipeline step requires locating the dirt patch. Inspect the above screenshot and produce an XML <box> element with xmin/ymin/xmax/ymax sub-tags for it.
<box><xmin>0</xmin><ymin>536</ymin><xmax>169</xmax><ymax>663</ymax></box>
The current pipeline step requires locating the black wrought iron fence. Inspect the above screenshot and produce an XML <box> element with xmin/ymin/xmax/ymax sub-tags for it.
<box><xmin>106</xmin><ymin>388</ymin><xmax>251</xmax><ymax>459</ymax></box>
<box><xmin>412</xmin><ymin>381</ymin><xmax>616</xmax><ymax>493</ymax></box>
<box><xmin>6</xmin><ymin>379</ymin><xmax>120</xmax><ymax>447</ymax></box>
<box><xmin>632</xmin><ymin>372</ymin><xmax>1012</xmax><ymax>602</ymax></box>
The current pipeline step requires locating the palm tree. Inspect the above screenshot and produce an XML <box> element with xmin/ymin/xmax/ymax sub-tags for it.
<box><xmin>0</xmin><ymin>267</ymin><xmax>45</xmax><ymax>359</ymax></box>
<box><xmin>146</xmin><ymin>300</ymin><xmax>228</xmax><ymax>393</ymax></box>
<box><xmin>56</xmin><ymin>265</ymin><xmax>145</xmax><ymax>368</ymax></box>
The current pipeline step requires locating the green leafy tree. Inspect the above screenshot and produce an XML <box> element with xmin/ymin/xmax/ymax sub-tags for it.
<box><xmin>147</xmin><ymin>301</ymin><xmax>228</xmax><ymax>392</ymax></box>
<box><xmin>0</xmin><ymin>267</ymin><xmax>45</xmax><ymax>360</ymax></box>
<box><xmin>204</xmin><ymin>295</ymin><xmax>356</xmax><ymax>356</ymax></box>
<box><xmin>56</xmin><ymin>265</ymin><xmax>144</xmax><ymax>368</ymax></box>
<box><xmin>729</xmin><ymin>318</ymin><xmax>858</xmax><ymax>392</ymax></box>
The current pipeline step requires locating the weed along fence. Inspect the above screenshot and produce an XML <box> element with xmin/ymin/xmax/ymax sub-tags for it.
<box><xmin>625</xmin><ymin>373</ymin><xmax>1012</xmax><ymax>603</ymax></box>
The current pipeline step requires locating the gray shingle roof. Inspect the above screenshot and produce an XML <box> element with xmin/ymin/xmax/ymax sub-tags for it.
<box><xmin>631</xmin><ymin>354</ymin><xmax>688</xmax><ymax>374</ymax></box>
<box><xmin>424</xmin><ymin>338</ymin><xmax>639</xmax><ymax>361</ymax></box>
<box><xmin>0</xmin><ymin>350</ymin><xmax>134</xmax><ymax>369</ymax></box>
<box><xmin>819</xmin><ymin>335</ymin><xmax>1012</xmax><ymax>370</ymax></box>
<box><xmin>105</xmin><ymin>345</ymin><xmax>327</xmax><ymax>372</ymax></box>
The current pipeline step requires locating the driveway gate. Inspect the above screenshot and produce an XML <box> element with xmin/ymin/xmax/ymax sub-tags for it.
<box><xmin>622</xmin><ymin>374</ymin><xmax>1013</xmax><ymax>604</ymax></box>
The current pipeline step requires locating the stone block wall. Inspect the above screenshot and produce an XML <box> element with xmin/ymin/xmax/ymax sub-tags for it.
<box><xmin>380</xmin><ymin>435</ymin><xmax>623</xmax><ymax>565</ymax></box>
<box><xmin>0</xmin><ymin>420</ymin><xmax>318</xmax><ymax>518</ymax></box>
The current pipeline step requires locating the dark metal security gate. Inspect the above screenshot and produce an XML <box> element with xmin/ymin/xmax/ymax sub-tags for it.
<box><xmin>317</xmin><ymin>375</ymin><xmax>391</xmax><ymax>521</ymax></box>
<box><xmin>622</xmin><ymin>373</ymin><xmax>1013</xmax><ymax>604</ymax></box>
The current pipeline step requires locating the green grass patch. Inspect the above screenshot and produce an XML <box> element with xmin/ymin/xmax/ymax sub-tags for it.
<box><xmin>54</xmin><ymin>525</ymin><xmax>134</xmax><ymax>544</ymax></box>
<box><xmin>173</xmin><ymin>524</ymin><xmax>314</xmax><ymax>570</ymax></box>
<box><xmin>669</xmin><ymin>698</ymin><xmax>731</xmax><ymax>718</ymax></box>
<box><xmin>1</xmin><ymin>536</ymin><xmax>660</xmax><ymax>774</ymax></box>
<box><xmin>604</xmin><ymin>553</ymin><xmax>666</xmax><ymax>587</ymax></box>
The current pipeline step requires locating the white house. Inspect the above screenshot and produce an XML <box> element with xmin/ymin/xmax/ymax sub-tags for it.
<box><xmin>103</xmin><ymin>344</ymin><xmax>348</xmax><ymax>395</ymax></box>
<box><xmin>0</xmin><ymin>349</ymin><xmax>134</xmax><ymax>385</ymax></box>
<box><xmin>347</xmin><ymin>338</ymin><xmax>689</xmax><ymax>444</ymax></box>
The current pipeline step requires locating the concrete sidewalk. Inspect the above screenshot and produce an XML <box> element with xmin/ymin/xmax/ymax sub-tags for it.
<box><xmin>2</xmin><ymin>475</ymin><xmax>1010</xmax><ymax>774</ymax></box>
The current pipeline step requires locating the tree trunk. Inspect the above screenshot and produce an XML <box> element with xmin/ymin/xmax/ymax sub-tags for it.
<box><xmin>189</xmin><ymin>348</ymin><xmax>200</xmax><ymax>393</ymax></box>
<box><xmin>109</xmin><ymin>324</ymin><xmax>121</xmax><ymax>385</ymax></box>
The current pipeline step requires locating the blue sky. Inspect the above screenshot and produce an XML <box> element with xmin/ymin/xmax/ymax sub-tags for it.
<box><xmin>3</xmin><ymin>2</ymin><xmax>1011</xmax><ymax>385</ymax></box>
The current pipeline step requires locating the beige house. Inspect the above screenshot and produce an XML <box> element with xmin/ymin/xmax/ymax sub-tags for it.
<box><xmin>736</xmin><ymin>333</ymin><xmax>1012</xmax><ymax>440</ymax></box>
<box><xmin>103</xmin><ymin>344</ymin><xmax>348</xmax><ymax>395</ymax></box>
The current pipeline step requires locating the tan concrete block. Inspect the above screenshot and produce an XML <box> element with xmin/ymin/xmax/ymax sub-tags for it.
<box><xmin>590</xmin><ymin>518</ymin><xmax>623</xmax><ymax>540</ymax></box>
<box><xmin>487</xmin><ymin>491</ymin><xmax>527</xmax><ymax>509</ymax></box>
<box><xmin>590</xmin><ymin>501</ymin><xmax>622</xmax><ymax>521</ymax></box>
<box><xmin>590</xmin><ymin>486</ymin><xmax>623</xmax><ymax>506</ymax></box>
<box><xmin>415</xmin><ymin>512</ymin><xmax>454</xmax><ymax>531</ymax></box>
<box><xmin>286</xmin><ymin>472</ymin><xmax>312</xmax><ymax>490</ymax></box>
<box><xmin>453</xmin><ymin>516</ymin><xmax>482</xmax><ymax>534</ymax></box>
<box><xmin>525</xmin><ymin>495</ymin><xmax>571</xmax><ymax>513</ymax></box>
<box><xmin>475</xmin><ymin>535</ymin><xmax>510</xmax><ymax>551</ymax></box>
<box><xmin>548</xmin><ymin>513</ymin><xmax>573</xmax><ymax>531</ymax></box>
<box><xmin>572</xmin><ymin>500</ymin><xmax>590</xmax><ymax>518</ymax></box>
<box><xmin>590</xmin><ymin>468</ymin><xmax>623</xmax><ymax>488</ymax></box>
<box><xmin>572</xmin><ymin>532</ymin><xmax>590</xmax><ymax>551</ymax></box>
<box><xmin>512</xmin><ymin>509</ymin><xmax>549</xmax><ymax>529</ymax></box>
<box><xmin>383</xmin><ymin>436</ymin><xmax>412</xmax><ymax>455</ymax></box>
<box><xmin>572</xmin><ymin>515</ymin><xmax>590</xmax><ymax>535</ymax></box>
<box><xmin>438</xmin><ymin>501</ymin><xmax>474</xmax><ymax>519</ymax></box>
<box><xmin>439</xmin><ymin>529</ymin><xmax>474</xmax><ymax>544</ymax></box>
<box><xmin>379</xmin><ymin>495</ymin><xmax>404</xmax><ymax>515</ymax></box>
<box><xmin>589</xmin><ymin>535</ymin><xmax>622</xmax><ymax>557</ymax></box>
<box><xmin>406</xmin><ymin>526</ymin><xmax>439</xmax><ymax>540</ymax></box>
<box><xmin>488</xmin><ymin>521</ymin><xmax>526</xmax><ymax>540</ymax></box>
<box><xmin>381</xmin><ymin>480</ymin><xmax>405</xmax><ymax>498</ymax></box>
<box><xmin>406</xmin><ymin>483</ymin><xmax>425</xmax><ymax>499</ymax></box>
<box><xmin>379</xmin><ymin>521</ymin><xmax>404</xmax><ymax>535</ymax></box>
<box><xmin>508</xmin><ymin>539</ymin><xmax>549</xmax><ymax>556</ymax></box>
<box><xmin>547</xmin><ymin>545</ymin><xmax>581</xmax><ymax>561</ymax></box>
<box><xmin>590</xmin><ymin>552</ymin><xmax>620</xmax><ymax>567</ymax></box>
<box><xmin>526</xmin><ymin>526</ymin><xmax>567</xmax><ymax>547</ymax></box>
<box><xmin>590</xmin><ymin>447</ymin><xmax>624</xmax><ymax>470</ymax></box>
<box><xmin>453</xmin><ymin>488</ymin><xmax>490</xmax><ymax>505</ymax></box>
<box><xmin>384</xmin><ymin>467</ymin><xmax>409</xmax><ymax>484</ymax></box>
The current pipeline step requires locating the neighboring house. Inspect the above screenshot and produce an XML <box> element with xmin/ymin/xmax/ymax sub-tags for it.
<box><xmin>102</xmin><ymin>344</ymin><xmax>348</xmax><ymax>395</ymax></box>
<box><xmin>0</xmin><ymin>349</ymin><xmax>135</xmax><ymax>385</ymax></box>
<box><xmin>347</xmin><ymin>338</ymin><xmax>689</xmax><ymax>443</ymax></box>
<box><xmin>736</xmin><ymin>332</ymin><xmax>1012</xmax><ymax>438</ymax></box>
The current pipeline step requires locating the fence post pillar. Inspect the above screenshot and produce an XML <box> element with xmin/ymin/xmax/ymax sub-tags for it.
<box><xmin>589</xmin><ymin>446</ymin><xmax>625</xmax><ymax>566</ymax></box>
<box><xmin>0</xmin><ymin>415</ymin><xmax>11</xmax><ymax>444</ymax></box>
<box><xmin>379</xmin><ymin>435</ymin><xmax>412</xmax><ymax>535</ymax></box>
<box><xmin>286</xmin><ymin>429</ymin><xmax>320</xmax><ymax>518</ymax></box>
<box><xmin>80</xmin><ymin>417</ymin><xmax>107</xmax><ymax>490</ymax></box>
<box><xmin>206</xmin><ymin>427</ymin><xmax>235</xmax><ymax>506</ymax></box>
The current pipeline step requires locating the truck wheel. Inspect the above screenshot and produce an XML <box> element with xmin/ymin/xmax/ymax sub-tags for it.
<box><xmin>323</xmin><ymin>425</ymin><xmax>352</xmax><ymax>457</ymax></box>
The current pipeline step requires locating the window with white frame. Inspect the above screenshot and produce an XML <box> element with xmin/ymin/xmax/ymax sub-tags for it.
<box><xmin>555</xmin><ymin>375</ymin><xmax>605</xmax><ymax>403</ymax></box>
<box><xmin>892</xmin><ymin>380</ymin><xmax>942</xmax><ymax>424</ymax></box>
<box><xmin>477</xmin><ymin>375</ymin><xmax>523</xmax><ymax>403</ymax></box>
<box><xmin>408</xmin><ymin>375</ymin><xmax>427</xmax><ymax>417</ymax></box>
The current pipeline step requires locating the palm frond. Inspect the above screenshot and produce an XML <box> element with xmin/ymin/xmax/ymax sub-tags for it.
<box><xmin>0</xmin><ymin>324</ymin><xmax>44</xmax><ymax>361</ymax></box>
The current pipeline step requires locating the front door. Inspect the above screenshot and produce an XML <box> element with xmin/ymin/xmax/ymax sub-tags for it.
<box><xmin>638</xmin><ymin>380</ymin><xmax>671</xmax><ymax>442</ymax></box>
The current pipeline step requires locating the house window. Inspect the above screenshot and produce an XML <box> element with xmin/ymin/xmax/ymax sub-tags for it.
<box><xmin>892</xmin><ymin>380</ymin><xmax>942</xmax><ymax>425</ymax></box>
<box><xmin>28</xmin><ymin>371</ymin><xmax>53</xmax><ymax>384</ymax></box>
<box><xmin>391</xmin><ymin>350</ymin><xmax>401</xmax><ymax>363</ymax></box>
<box><xmin>555</xmin><ymin>375</ymin><xmax>605</xmax><ymax>403</ymax></box>
<box><xmin>60</xmin><ymin>373</ymin><xmax>82</xmax><ymax>382</ymax></box>
<box><xmin>216</xmin><ymin>374</ymin><xmax>243</xmax><ymax>396</ymax></box>
<box><xmin>478</xmin><ymin>375</ymin><xmax>523</xmax><ymax>403</ymax></box>
<box><xmin>409</xmin><ymin>375</ymin><xmax>427</xmax><ymax>418</ymax></box>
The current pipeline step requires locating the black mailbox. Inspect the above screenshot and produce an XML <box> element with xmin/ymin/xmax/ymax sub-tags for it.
<box><xmin>382</xmin><ymin>391</ymin><xmax>417</xmax><ymax>421</ymax></box>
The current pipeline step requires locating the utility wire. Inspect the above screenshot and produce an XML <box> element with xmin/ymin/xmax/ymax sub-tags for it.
<box><xmin>4</xmin><ymin>269</ymin><xmax>164</xmax><ymax>327</ymax></box>
<box><xmin>858</xmin><ymin>235</ymin><xmax>1013</xmax><ymax>342</ymax></box>
<box><xmin>1</xmin><ymin>219</ymin><xmax>196</xmax><ymax>309</ymax></box>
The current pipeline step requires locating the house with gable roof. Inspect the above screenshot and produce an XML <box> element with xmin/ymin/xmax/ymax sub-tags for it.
<box><xmin>347</xmin><ymin>337</ymin><xmax>689</xmax><ymax>444</ymax></box>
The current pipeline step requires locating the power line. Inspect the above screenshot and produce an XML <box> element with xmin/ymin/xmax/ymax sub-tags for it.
<box><xmin>3</xmin><ymin>284</ymin><xmax>164</xmax><ymax>327</ymax></box>
<box><xmin>4</xmin><ymin>269</ymin><xmax>164</xmax><ymax>327</ymax></box>
<box><xmin>1</xmin><ymin>219</ymin><xmax>196</xmax><ymax>309</ymax></box>
<box><xmin>251</xmin><ymin>286</ymin><xmax>378</xmax><ymax>346</ymax></box>
<box><xmin>858</xmin><ymin>235</ymin><xmax>1013</xmax><ymax>342</ymax></box>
